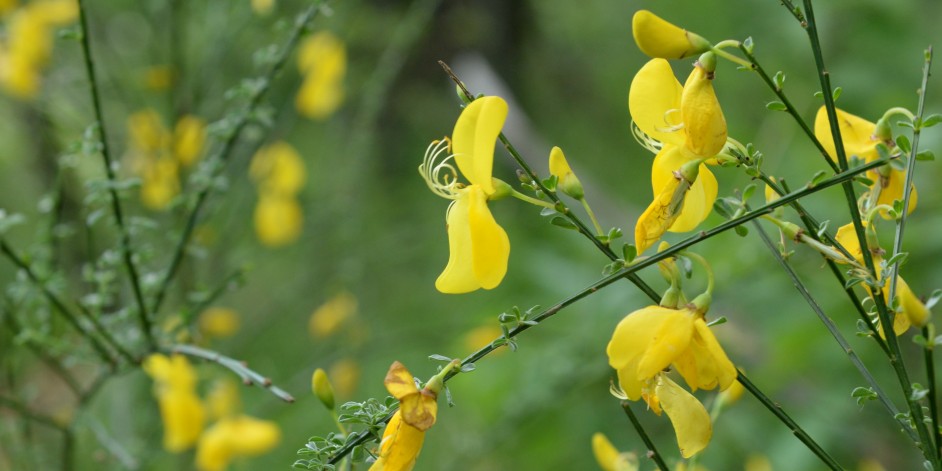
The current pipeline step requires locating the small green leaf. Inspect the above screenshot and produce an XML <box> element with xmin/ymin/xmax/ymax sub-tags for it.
<box><xmin>885</xmin><ymin>252</ymin><xmax>908</xmax><ymax>268</ymax></box>
<box><xmin>896</xmin><ymin>135</ymin><xmax>912</xmax><ymax>153</ymax></box>
<box><xmin>910</xmin><ymin>383</ymin><xmax>929</xmax><ymax>401</ymax></box>
<box><xmin>743</xmin><ymin>37</ymin><xmax>754</xmax><ymax>54</ymax></box>
<box><xmin>832</xmin><ymin>87</ymin><xmax>842</xmax><ymax>102</ymax></box>
<box><xmin>742</xmin><ymin>183</ymin><xmax>757</xmax><ymax>201</ymax></box>
<box><xmin>550</xmin><ymin>216</ymin><xmax>576</xmax><ymax>230</ymax></box>
<box><xmin>924</xmin><ymin>289</ymin><xmax>942</xmax><ymax>310</ymax></box>
<box><xmin>766</xmin><ymin>101</ymin><xmax>787</xmax><ymax>111</ymax></box>
<box><xmin>706</xmin><ymin>316</ymin><xmax>727</xmax><ymax>327</ymax></box>
<box><xmin>623</xmin><ymin>244</ymin><xmax>637</xmax><ymax>263</ymax></box>
<box><xmin>428</xmin><ymin>354</ymin><xmax>452</xmax><ymax>362</ymax></box>
<box><xmin>851</xmin><ymin>386</ymin><xmax>878</xmax><ymax>406</ymax></box>
<box><xmin>813</xmin><ymin>90</ymin><xmax>824</xmax><ymax>99</ymax></box>
<box><xmin>916</xmin><ymin>150</ymin><xmax>935</xmax><ymax>161</ymax></box>
<box><xmin>921</xmin><ymin>114</ymin><xmax>942</xmax><ymax>128</ymax></box>
<box><xmin>541</xmin><ymin>174</ymin><xmax>559</xmax><ymax>191</ymax></box>
<box><xmin>810</xmin><ymin>170</ymin><xmax>828</xmax><ymax>186</ymax></box>
<box><xmin>734</xmin><ymin>225</ymin><xmax>749</xmax><ymax>237</ymax></box>
<box><xmin>772</xmin><ymin>71</ymin><xmax>786</xmax><ymax>90</ymax></box>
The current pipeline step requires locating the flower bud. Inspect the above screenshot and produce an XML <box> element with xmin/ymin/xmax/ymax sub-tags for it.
<box><xmin>548</xmin><ymin>146</ymin><xmax>585</xmax><ymax>199</ymax></box>
<box><xmin>632</xmin><ymin>10</ymin><xmax>711</xmax><ymax>59</ymax></box>
<box><xmin>311</xmin><ymin>368</ymin><xmax>336</xmax><ymax>411</ymax></box>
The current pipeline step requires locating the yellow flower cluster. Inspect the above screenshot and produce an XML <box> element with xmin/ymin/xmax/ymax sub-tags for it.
<box><xmin>143</xmin><ymin>354</ymin><xmax>280</xmax><ymax>471</ymax></box>
<box><xmin>370</xmin><ymin>362</ymin><xmax>444</xmax><ymax>471</ymax></box>
<box><xmin>296</xmin><ymin>31</ymin><xmax>346</xmax><ymax>120</ymax></box>
<box><xmin>0</xmin><ymin>0</ymin><xmax>77</xmax><ymax>99</ymax></box>
<box><xmin>126</xmin><ymin>109</ymin><xmax>207</xmax><ymax>210</ymax></box>
<box><xmin>249</xmin><ymin>141</ymin><xmax>306</xmax><ymax>246</ymax></box>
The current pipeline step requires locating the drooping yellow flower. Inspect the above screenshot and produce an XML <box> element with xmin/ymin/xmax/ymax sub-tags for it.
<box><xmin>198</xmin><ymin>307</ymin><xmax>240</xmax><ymax>339</ymax></box>
<box><xmin>814</xmin><ymin>107</ymin><xmax>917</xmax><ymax>216</ymax></box>
<box><xmin>591</xmin><ymin>433</ymin><xmax>639</xmax><ymax>471</ymax></box>
<box><xmin>629</xmin><ymin>58</ymin><xmax>723</xmax><ymax>250</ymax></box>
<box><xmin>370</xmin><ymin>362</ymin><xmax>440</xmax><ymax>471</ymax></box>
<box><xmin>308</xmin><ymin>291</ymin><xmax>357</xmax><ymax>338</ymax></box>
<box><xmin>253</xmin><ymin>193</ymin><xmax>303</xmax><ymax>247</ymax></box>
<box><xmin>834</xmin><ymin>223</ymin><xmax>929</xmax><ymax>333</ymax></box>
<box><xmin>296</xmin><ymin>31</ymin><xmax>346</xmax><ymax>120</ymax></box>
<box><xmin>607</xmin><ymin>305</ymin><xmax>736</xmax><ymax>400</ymax></box>
<box><xmin>420</xmin><ymin>96</ymin><xmax>511</xmax><ymax>294</ymax></box>
<box><xmin>631</xmin><ymin>10</ymin><xmax>711</xmax><ymax>60</ymax></box>
<box><xmin>143</xmin><ymin>354</ymin><xmax>207</xmax><ymax>452</ymax></box>
<box><xmin>645</xmin><ymin>373</ymin><xmax>712</xmax><ymax>458</ymax></box>
<box><xmin>173</xmin><ymin>115</ymin><xmax>207</xmax><ymax>167</ymax></box>
<box><xmin>195</xmin><ymin>415</ymin><xmax>280</xmax><ymax>471</ymax></box>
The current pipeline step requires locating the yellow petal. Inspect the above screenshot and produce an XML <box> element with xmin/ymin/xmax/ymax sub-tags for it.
<box><xmin>628</xmin><ymin>59</ymin><xmax>684</xmax><ymax>147</ymax></box>
<box><xmin>592</xmin><ymin>432</ymin><xmax>620</xmax><ymax>471</ymax></box>
<box><xmin>253</xmin><ymin>194</ymin><xmax>303</xmax><ymax>247</ymax></box>
<box><xmin>634</xmin><ymin>174</ymin><xmax>683</xmax><ymax>254</ymax></box>
<box><xmin>173</xmin><ymin>115</ymin><xmax>206</xmax><ymax>167</ymax></box>
<box><xmin>631</xmin><ymin>10</ymin><xmax>710</xmax><ymax>60</ymax></box>
<box><xmin>141</xmin><ymin>157</ymin><xmax>180</xmax><ymax>210</ymax></box>
<box><xmin>128</xmin><ymin>109</ymin><xmax>169</xmax><ymax>153</ymax></box>
<box><xmin>467</xmin><ymin>185</ymin><xmax>510</xmax><ymax>290</ymax></box>
<box><xmin>607</xmin><ymin>306</ymin><xmax>677</xmax><ymax>400</ymax></box>
<box><xmin>383</xmin><ymin>361</ymin><xmax>419</xmax><ymax>400</ymax></box>
<box><xmin>549</xmin><ymin>146</ymin><xmax>584</xmax><ymax>199</ymax></box>
<box><xmin>207</xmin><ymin>379</ymin><xmax>241</xmax><ymax>420</ymax></box>
<box><xmin>158</xmin><ymin>389</ymin><xmax>206</xmax><ymax>452</ymax></box>
<box><xmin>656</xmin><ymin>375</ymin><xmax>711</xmax><ymax>458</ymax></box>
<box><xmin>834</xmin><ymin>222</ymin><xmax>864</xmax><ymax>263</ymax></box>
<box><xmin>636</xmin><ymin>310</ymin><xmax>694</xmax><ymax>379</ymax></box>
<box><xmin>308</xmin><ymin>291</ymin><xmax>357</xmax><ymax>338</ymax></box>
<box><xmin>370</xmin><ymin>411</ymin><xmax>425</xmax><ymax>471</ymax></box>
<box><xmin>399</xmin><ymin>391</ymin><xmax>438</xmax><ymax>432</ymax></box>
<box><xmin>895</xmin><ymin>277</ymin><xmax>929</xmax><ymax>329</ymax></box>
<box><xmin>452</xmin><ymin>96</ymin><xmax>507</xmax><ymax>195</ymax></box>
<box><xmin>673</xmin><ymin>318</ymin><xmax>736</xmax><ymax>392</ymax></box>
<box><xmin>196</xmin><ymin>415</ymin><xmax>280</xmax><ymax>471</ymax></box>
<box><xmin>249</xmin><ymin>141</ymin><xmax>307</xmax><ymax>195</ymax></box>
<box><xmin>814</xmin><ymin>106</ymin><xmax>879</xmax><ymax>163</ymax></box>
<box><xmin>875</xmin><ymin>167</ymin><xmax>917</xmax><ymax>216</ymax></box>
<box><xmin>649</xmin><ymin>146</ymin><xmax>715</xmax><ymax>234</ymax></box>
<box><xmin>436</xmin><ymin>191</ymin><xmax>479</xmax><ymax>293</ymax></box>
<box><xmin>681</xmin><ymin>64</ymin><xmax>727</xmax><ymax>158</ymax></box>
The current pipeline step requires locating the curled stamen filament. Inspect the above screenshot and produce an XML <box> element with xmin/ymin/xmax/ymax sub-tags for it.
<box><xmin>654</xmin><ymin>108</ymin><xmax>684</xmax><ymax>133</ymax></box>
<box><xmin>419</xmin><ymin>137</ymin><xmax>462</xmax><ymax>199</ymax></box>
<box><xmin>632</xmin><ymin>121</ymin><xmax>663</xmax><ymax>154</ymax></box>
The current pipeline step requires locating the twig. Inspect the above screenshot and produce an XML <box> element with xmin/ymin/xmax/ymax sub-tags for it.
<box><xmin>620</xmin><ymin>401</ymin><xmax>671</xmax><ymax>471</ymax></box>
<box><xmin>169</xmin><ymin>344</ymin><xmax>295</xmax><ymax>403</ymax></box>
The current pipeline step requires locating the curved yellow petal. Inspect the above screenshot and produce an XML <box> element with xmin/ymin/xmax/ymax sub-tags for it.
<box><xmin>690</xmin><ymin>318</ymin><xmax>736</xmax><ymax>391</ymax></box>
<box><xmin>636</xmin><ymin>310</ymin><xmax>694</xmax><ymax>379</ymax></box>
<box><xmin>158</xmin><ymin>389</ymin><xmax>206</xmax><ymax>452</ymax></box>
<box><xmin>467</xmin><ymin>185</ymin><xmax>510</xmax><ymax>290</ymax></box>
<box><xmin>370</xmin><ymin>411</ymin><xmax>425</xmax><ymax>471</ymax></box>
<box><xmin>834</xmin><ymin>222</ymin><xmax>864</xmax><ymax>263</ymax></box>
<box><xmin>895</xmin><ymin>277</ymin><xmax>929</xmax><ymax>329</ymax></box>
<box><xmin>592</xmin><ymin>433</ymin><xmax>620</xmax><ymax>471</ymax></box>
<box><xmin>435</xmin><ymin>192</ymin><xmax>479</xmax><ymax>293</ymax></box>
<box><xmin>875</xmin><ymin>167</ymin><xmax>917</xmax><ymax>216</ymax></box>
<box><xmin>383</xmin><ymin>361</ymin><xmax>419</xmax><ymax>400</ymax></box>
<box><xmin>634</xmin><ymin>174</ymin><xmax>681</xmax><ymax>254</ymax></box>
<box><xmin>628</xmin><ymin>59</ymin><xmax>684</xmax><ymax>147</ymax></box>
<box><xmin>399</xmin><ymin>393</ymin><xmax>438</xmax><ymax>432</ymax></box>
<box><xmin>670</xmin><ymin>164</ymin><xmax>716</xmax><ymax>233</ymax></box>
<box><xmin>656</xmin><ymin>375</ymin><xmax>711</xmax><ymax>458</ymax></box>
<box><xmin>814</xmin><ymin>106</ymin><xmax>879</xmax><ymax>163</ymax></box>
<box><xmin>681</xmin><ymin>64</ymin><xmax>727</xmax><ymax>158</ymax></box>
<box><xmin>631</xmin><ymin>10</ymin><xmax>710</xmax><ymax>60</ymax></box>
<box><xmin>452</xmin><ymin>96</ymin><xmax>508</xmax><ymax>194</ymax></box>
<box><xmin>607</xmin><ymin>306</ymin><xmax>678</xmax><ymax>400</ymax></box>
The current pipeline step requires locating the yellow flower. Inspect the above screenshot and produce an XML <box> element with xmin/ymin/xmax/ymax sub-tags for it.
<box><xmin>308</xmin><ymin>291</ymin><xmax>357</xmax><ymax>338</ymax></box>
<box><xmin>607</xmin><ymin>305</ymin><xmax>736</xmax><ymax>400</ymax></box>
<box><xmin>814</xmin><ymin>106</ymin><xmax>917</xmax><ymax>216</ymax></box>
<box><xmin>632</xmin><ymin>10</ymin><xmax>711</xmax><ymax>60</ymax></box>
<box><xmin>140</xmin><ymin>156</ymin><xmax>180</xmax><ymax>210</ymax></box>
<box><xmin>591</xmin><ymin>433</ymin><xmax>638</xmax><ymax>471</ymax></box>
<box><xmin>328</xmin><ymin>358</ymin><xmax>360</xmax><ymax>398</ymax></box>
<box><xmin>296</xmin><ymin>31</ymin><xmax>346</xmax><ymax>120</ymax></box>
<box><xmin>253</xmin><ymin>193</ymin><xmax>303</xmax><ymax>247</ymax></box>
<box><xmin>128</xmin><ymin>109</ymin><xmax>170</xmax><ymax>153</ymax></box>
<box><xmin>143</xmin><ymin>354</ymin><xmax>207</xmax><ymax>452</ymax></box>
<box><xmin>370</xmin><ymin>362</ymin><xmax>440</xmax><ymax>471</ymax></box>
<box><xmin>142</xmin><ymin>64</ymin><xmax>174</xmax><ymax>91</ymax></box>
<box><xmin>420</xmin><ymin>96</ymin><xmax>511</xmax><ymax>293</ymax></box>
<box><xmin>634</xmin><ymin>157</ymin><xmax>706</xmax><ymax>254</ymax></box>
<box><xmin>250</xmin><ymin>0</ymin><xmax>274</xmax><ymax>15</ymax></box>
<box><xmin>628</xmin><ymin>58</ymin><xmax>724</xmax><ymax>251</ymax></box>
<box><xmin>206</xmin><ymin>380</ymin><xmax>241</xmax><ymax>421</ymax></box>
<box><xmin>834</xmin><ymin>223</ymin><xmax>929</xmax><ymax>333</ymax></box>
<box><xmin>745</xmin><ymin>454</ymin><xmax>774</xmax><ymax>471</ymax></box>
<box><xmin>647</xmin><ymin>373</ymin><xmax>712</xmax><ymax>458</ymax></box>
<box><xmin>173</xmin><ymin>115</ymin><xmax>207</xmax><ymax>167</ymax></box>
<box><xmin>198</xmin><ymin>307</ymin><xmax>240</xmax><ymax>339</ymax></box>
<box><xmin>195</xmin><ymin>415</ymin><xmax>280</xmax><ymax>471</ymax></box>
<box><xmin>462</xmin><ymin>324</ymin><xmax>506</xmax><ymax>356</ymax></box>
<box><xmin>549</xmin><ymin>146</ymin><xmax>584</xmax><ymax>199</ymax></box>
<box><xmin>0</xmin><ymin>0</ymin><xmax>77</xmax><ymax>98</ymax></box>
<box><xmin>250</xmin><ymin>141</ymin><xmax>307</xmax><ymax>196</ymax></box>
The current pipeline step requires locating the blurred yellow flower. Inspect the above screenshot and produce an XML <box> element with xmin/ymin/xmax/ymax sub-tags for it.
<box><xmin>250</xmin><ymin>0</ymin><xmax>274</xmax><ymax>15</ymax></box>
<box><xmin>296</xmin><ymin>31</ymin><xmax>346</xmax><ymax>120</ymax></box>
<box><xmin>143</xmin><ymin>354</ymin><xmax>207</xmax><ymax>452</ymax></box>
<box><xmin>308</xmin><ymin>291</ymin><xmax>357</xmax><ymax>338</ymax></box>
<box><xmin>0</xmin><ymin>0</ymin><xmax>77</xmax><ymax>99</ymax></box>
<box><xmin>253</xmin><ymin>193</ymin><xmax>303</xmax><ymax>247</ymax></box>
<box><xmin>142</xmin><ymin>64</ymin><xmax>174</xmax><ymax>91</ymax></box>
<box><xmin>198</xmin><ymin>307</ymin><xmax>240</xmax><ymax>339</ymax></box>
<box><xmin>834</xmin><ymin>223</ymin><xmax>929</xmax><ymax>333</ymax></box>
<box><xmin>591</xmin><ymin>432</ymin><xmax>638</xmax><ymax>471</ymax></box>
<box><xmin>196</xmin><ymin>415</ymin><xmax>280</xmax><ymax>471</ymax></box>
<box><xmin>329</xmin><ymin>358</ymin><xmax>360</xmax><ymax>398</ymax></box>
<box><xmin>370</xmin><ymin>362</ymin><xmax>440</xmax><ymax>471</ymax></box>
<box><xmin>173</xmin><ymin>115</ymin><xmax>207</xmax><ymax>167</ymax></box>
<box><xmin>420</xmin><ymin>96</ymin><xmax>511</xmax><ymax>293</ymax></box>
<box><xmin>128</xmin><ymin>109</ymin><xmax>170</xmax><ymax>153</ymax></box>
<box><xmin>607</xmin><ymin>305</ymin><xmax>736</xmax><ymax>400</ymax></box>
<box><xmin>140</xmin><ymin>156</ymin><xmax>180</xmax><ymax>210</ymax></box>
<box><xmin>462</xmin><ymin>324</ymin><xmax>505</xmax><ymax>355</ymax></box>
<box><xmin>249</xmin><ymin>141</ymin><xmax>307</xmax><ymax>196</ymax></box>
<box><xmin>631</xmin><ymin>10</ymin><xmax>711</xmax><ymax>60</ymax></box>
<box><xmin>745</xmin><ymin>454</ymin><xmax>774</xmax><ymax>471</ymax></box>
<box><xmin>814</xmin><ymin>107</ymin><xmax>917</xmax><ymax>217</ymax></box>
<box><xmin>206</xmin><ymin>380</ymin><xmax>241</xmax><ymax>421</ymax></box>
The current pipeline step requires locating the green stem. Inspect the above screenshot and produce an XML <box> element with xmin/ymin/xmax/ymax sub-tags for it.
<box><xmin>169</xmin><ymin>344</ymin><xmax>295</xmax><ymax>403</ymax></box>
<box><xmin>77</xmin><ymin>0</ymin><xmax>154</xmax><ymax>349</ymax></box>
<box><xmin>925</xmin><ymin>325</ymin><xmax>942</xmax><ymax>459</ymax></box>
<box><xmin>150</xmin><ymin>1</ymin><xmax>326</xmax><ymax>317</ymax></box>
<box><xmin>710</xmin><ymin>44</ymin><xmax>753</xmax><ymax>69</ymax></box>
<box><xmin>738</xmin><ymin>372</ymin><xmax>842</xmax><ymax>469</ymax></box>
<box><xmin>681</xmin><ymin>250</ymin><xmax>714</xmax><ymax>295</ymax></box>
<box><xmin>790</xmin><ymin>0</ymin><xmax>938</xmax><ymax>464</ymax></box>
<box><xmin>0</xmin><ymin>239</ymin><xmax>116</xmax><ymax>366</ymax></box>
<box><xmin>580</xmin><ymin>198</ymin><xmax>604</xmax><ymax>237</ymax></box>
<box><xmin>620</xmin><ymin>401</ymin><xmax>671</xmax><ymax>471</ymax></box>
<box><xmin>439</xmin><ymin>60</ymin><xmax>663</xmax><ymax>304</ymax></box>
<box><xmin>880</xmin><ymin>106</ymin><xmax>916</xmax><ymax>123</ymax></box>
<box><xmin>754</xmin><ymin>219</ymin><xmax>915</xmax><ymax>440</ymax></box>
<box><xmin>510</xmin><ymin>189</ymin><xmax>556</xmax><ymax>210</ymax></box>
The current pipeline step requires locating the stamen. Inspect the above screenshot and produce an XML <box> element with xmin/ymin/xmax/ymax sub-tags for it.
<box><xmin>654</xmin><ymin>108</ymin><xmax>684</xmax><ymax>133</ymax></box>
<box><xmin>419</xmin><ymin>137</ymin><xmax>462</xmax><ymax>200</ymax></box>
<box><xmin>631</xmin><ymin>121</ymin><xmax>663</xmax><ymax>154</ymax></box>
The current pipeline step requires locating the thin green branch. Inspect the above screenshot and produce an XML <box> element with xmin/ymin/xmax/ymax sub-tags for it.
<box><xmin>439</xmin><ymin>60</ymin><xmax>663</xmax><ymax>304</ymax></box>
<box><xmin>738</xmin><ymin>372</ymin><xmax>842</xmax><ymax>469</ymax></box>
<box><xmin>77</xmin><ymin>0</ymin><xmax>153</xmax><ymax>348</ymax></box>
<box><xmin>151</xmin><ymin>1</ymin><xmax>326</xmax><ymax>316</ymax></box>
<box><xmin>754</xmin><ymin>218</ymin><xmax>914</xmax><ymax>440</ymax></box>
<box><xmin>620</xmin><ymin>401</ymin><xmax>671</xmax><ymax>471</ymax></box>
<box><xmin>0</xmin><ymin>239</ymin><xmax>115</xmax><ymax>366</ymax></box>
<box><xmin>2</xmin><ymin>309</ymin><xmax>82</xmax><ymax>396</ymax></box>
<box><xmin>789</xmin><ymin>0</ymin><xmax>938</xmax><ymax>464</ymax></box>
<box><xmin>925</xmin><ymin>326</ymin><xmax>942</xmax><ymax>459</ymax></box>
<box><xmin>169</xmin><ymin>344</ymin><xmax>295</xmax><ymax>403</ymax></box>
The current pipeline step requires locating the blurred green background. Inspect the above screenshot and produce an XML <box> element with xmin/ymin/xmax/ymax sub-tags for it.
<box><xmin>1</xmin><ymin>0</ymin><xmax>941</xmax><ymax>469</ymax></box>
